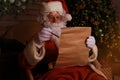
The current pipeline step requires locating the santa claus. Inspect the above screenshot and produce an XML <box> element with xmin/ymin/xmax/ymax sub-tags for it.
<box><xmin>19</xmin><ymin>1</ymin><xmax>107</xmax><ymax>80</ymax></box>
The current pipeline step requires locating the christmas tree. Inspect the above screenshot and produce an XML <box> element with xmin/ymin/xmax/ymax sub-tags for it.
<box><xmin>66</xmin><ymin>0</ymin><xmax>120</xmax><ymax>60</ymax></box>
<box><xmin>0</xmin><ymin>0</ymin><xmax>33</xmax><ymax>15</ymax></box>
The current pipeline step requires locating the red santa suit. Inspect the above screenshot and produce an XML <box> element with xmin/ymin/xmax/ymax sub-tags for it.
<box><xmin>19</xmin><ymin>34</ymin><xmax>107</xmax><ymax>80</ymax></box>
<box><xmin>19</xmin><ymin>39</ymin><xmax>58</xmax><ymax>77</ymax></box>
<box><xmin>18</xmin><ymin>26</ymin><xmax>107</xmax><ymax>80</ymax></box>
<box><xmin>19</xmin><ymin>1</ymin><xmax>107</xmax><ymax>80</ymax></box>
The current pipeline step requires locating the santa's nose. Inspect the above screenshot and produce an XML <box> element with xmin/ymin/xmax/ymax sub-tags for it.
<box><xmin>52</xmin><ymin>17</ymin><xmax>59</xmax><ymax>23</ymax></box>
<box><xmin>49</xmin><ymin>16</ymin><xmax>61</xmax><ymax>23</ymax></box>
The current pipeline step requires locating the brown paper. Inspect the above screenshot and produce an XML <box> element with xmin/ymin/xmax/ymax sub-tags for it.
<box><xmin>55</xmin><ymin>27</ymin><xmax>91</xmax><ymax>68</ymax></box>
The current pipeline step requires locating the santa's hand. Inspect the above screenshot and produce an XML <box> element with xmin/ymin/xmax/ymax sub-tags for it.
<box><xmin>34</xmin><ymin>27</ymin><xmax>52</xmax><ymax>48</ymax></box>
<box><xmin>38</xmin><ymin>27</ymin><xmax>52</xmax><ymax>43</ymax></box>
<box><xmin>86</xmin><ymin>36</ymin><xmax>96</xmax><ymax>49</ymax></box>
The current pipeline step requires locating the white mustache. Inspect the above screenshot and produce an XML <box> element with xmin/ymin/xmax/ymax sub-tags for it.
<box><xmin>44</xmin><ymin>21</ymin><xmax>66</xmax><ymax>28</ymax></box>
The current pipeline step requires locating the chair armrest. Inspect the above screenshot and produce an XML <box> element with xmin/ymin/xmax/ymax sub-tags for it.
<box><xmin>26</xmin><ymin>69</ymin><xmax>34</xmax><ymax>80</ymax></box>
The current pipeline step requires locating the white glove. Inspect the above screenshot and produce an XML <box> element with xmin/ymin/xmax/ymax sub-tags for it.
<box><xmin>86</xmin><ymin>36</ymin><xmax>96</xmax><ymax>49</ymax></box>
<box><xmin>34</xmin><ymin>27</ymin><xmax>52</xmax><ymax>48</ymax></box>
<box><xmin>38</xmin><ymin>27</ymin><xmax>52</xmax><ymax>43</ymax></box>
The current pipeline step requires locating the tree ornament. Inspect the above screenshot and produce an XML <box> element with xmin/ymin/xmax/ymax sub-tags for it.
<box><xmin>99</xmin><ymin>29</ymin><xmax>102</xmax><ymax>32</ymax></box>
<box><xmin>79</xmin><ymin>3</ymin><xmax>85</xmax><ymax>9</ymax></box>
<box><xmin>4</xmin><ymin>0</ymin><xmax>6</xmax><ymax>2</ymax></box>
<box><xmin>99</xmin><ymin>39</ymin><xmax>103</xmax><ymax>43</ymax></box>
<box><xmin>21</xmin><ymin>0</ymin><xmax>27</xmax><ymax>2</ymax></box>
<box><xmin>93</xmin><ymin>21</ymin><xmax>100</xmax><ymax>26</ymax></box>
<box><xmin>91</xmin><ymin>5</ymin><xmax>94</xmax><ymax>9</ymax></box>
<box><xmin>21</xmin><ymin>5</ymin><xmax>26</xmax><ymax>10</ymax></box>
<box><xmin>85</xmin><ymin>16</ymin><xmax>89</xmax><ymax>20</ymax></box>
<box><xmin>9</xmin><ymin>0</ymin><xmax>15</xmax><ymax>3</ymax></box>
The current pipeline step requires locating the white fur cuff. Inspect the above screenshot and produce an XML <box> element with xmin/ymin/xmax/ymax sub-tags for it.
<box><xmin>24</xmin><ymin>40</ymin><xmax>45</xmax><ymax>65</ymax></box>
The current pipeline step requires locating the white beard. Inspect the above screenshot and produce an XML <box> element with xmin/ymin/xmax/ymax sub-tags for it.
<box><xmin>44</xmin><ymin>21</ymin><xmax>66</xmax><ymax>47</ymax></box>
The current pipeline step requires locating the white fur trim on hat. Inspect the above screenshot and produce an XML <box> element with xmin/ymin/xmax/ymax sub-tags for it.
<box><xmin>65</xmin><ymin>14</ymin><xmax>72</xmax><ymax>21</ymax></box>
<box><xmin>43</xmin><ymin>1</ymin><xmax>64</xmax><ymax>14</ymax></box>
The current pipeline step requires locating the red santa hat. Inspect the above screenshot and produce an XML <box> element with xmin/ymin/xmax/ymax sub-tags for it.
<box><xmin>42</xmin><ymin>0</ymin><xmax>72</xmax><ymax>21</ymax></box>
